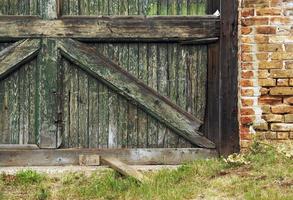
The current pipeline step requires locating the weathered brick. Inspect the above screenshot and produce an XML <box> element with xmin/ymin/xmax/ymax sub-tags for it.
<box><xmin>290</xmin><ymin>132</ymin><xmax>293</xmax><ymax>139</ymax></box>
<box><xmin>256</xmin><ymin>26</ymin><xmax>276</xmax><ymax>34</ymax></box>
<box><xmin>256</xmin><ymin>8</ymin><xmax>281</xmax><ymax>16</ymax></box>
<box><xmin>241</xmin><ymin>88</ymin><xmax>255</xmax><ymax>97</ymax></box>
<box><xmin>277</xmin><ymin>79</ymin><xmax>289</xmax><ymax>86</ymax></box>
<box><xmin>258</xmin><ymin>70</ymin><xmax>270</xmax><ymax>78</ymax></box>
<box><xmin>242</xmin><ymin>17</ymin><xmax>269</xmax><ymax>26</ymax></box>
<box><xmin>271</xmin><ymin>104</ymin><xmax>293</xmax><ymax>114</ymax></box>
<box><xmin>242</xmin><ymin>8</ymin><xmax>255</xmax><ymax>17</ymax></box>
<box><xmin>290</xmin><ymin>79</ymin><xmax>293</xmax><ymax>86</ymax></box>
<box><xmin>257</xmin><ymin>44</ymin><xmax>283</xmax><ymax>52</ymax></box>
<box><xmin>241</xmin><ymin>116</ymin><xmax>255</xmax><ymax>125</ymax></box>
<box><xmin>277</xmin><ymin>132</ymin><xmax>289</xmax><ymax>140</ymax></box>
<box><xmin>241</xmin><ymin>54</ymin><xmax>253</xmax><ymax>62</ymax></box>
<box><xmin>261</xmin><ymin>105</ymin><xmax>271</xmax><ymax>114</ymax></box>
<box><xmin>284</xmin><ymin>114</ymin><xmax>293</xmax><ymax>123</ymax></box>
<box><xmin>242</xmin><ymin>98</ymin><xmax>255</xmax><ymax>107</ymax></box>
<box><xmin>285</xmin><ymin>44</ymin><xmax>293</xmax><ymax>52</ymax></box>
<box><xmin>262</xmin><ymin>114</ymin><xmax>283</xmax><ymax>122</ymax></box>
<box><xmin>241</xmin><ymin>79</ymin><xmax>254</xmax><ymax>87</ymax></box>
<box><xmin>242</xmin><ymin>27</ymin><xmax>253</xmax><ymax>35</ymax></box>
<box><xmin>265</xmin><ymin>132</ymin><xmax>277</xmax><ymax>140</ymax></box>
<box><xmin>241</xmin><ymin>108</ymin><xmax>255</xmax><ymax>115</ymax></box>
<box><xmin>270</xmin><ymin>17</ymin><xmax>291</xmax><ymax>25</ymax></box>
<box><xmin>284</xmin><ymin>97</ymin><xmax>293</xmax><ymax>105</ymax></box>
<box><xmin>256</xmin><ymin>53</ymin><xmax>269</xmax><ymax>60</ymax></box>
<box><xmin>254</xmin><ymin>35</ymin><xmax>269</xmax><ymax>44</ymax></box>
<box><xmin>272</xmin><ymin>52</ymin><xmax>293</xmax><ymax>60</ymax></box>
<box><xmin>259</xmin><ymin>61</ymin><xmax>283</xmax><ymax>69</ymax></box>
<box><xmin>253</xmin><ymin>121</ymin><xmax>268</xmax><ymax>131</ymax></box>
<box><xmin>285</xmin><ymin>61</ymin><xmax>293</xmax><ymax>69</ymax></box>
<box><xmin>270</xmin><ymin>87</ymin><xmax>293</xmax><ymax>95</ymax></box>
<box><xmin>258</xmin><ymin>78</ymin><xmax>276</xmax><ymax>86</ymax></box>
<box><xmin>242</xmin><ymin>0</ymin><xmax>270</xmax><ymax>8</ymax></box>
<box><xmin>271</xmin><ymin>123</ymin><xmax>293</xmax><ymax>131</ymax></box>
<box><xmin>270</xmin><ymin>70</ymin><xmax>293</xmax><ymax>78</ymax></box>
<box><xmin>259</xmin><ymin>96</ymin><xmax>282</xmax><ymax>105</ymax></box>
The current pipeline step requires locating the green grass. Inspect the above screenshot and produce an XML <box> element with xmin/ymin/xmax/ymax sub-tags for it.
<box><xmin>0</xmin><ymin>141</ymin><xmax>293</xmax><ymax>200</ymax></box>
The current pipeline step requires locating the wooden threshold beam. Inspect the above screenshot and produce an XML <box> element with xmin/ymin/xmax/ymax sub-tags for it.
<box><xmin>0</xmin><ymin>39</ymin><xmax>40</xmax><ymax>79</ymax></box>
<box><xmin>58</xmin><ymin>39</ymin><xmax>215</xmax><ymax>149</ymax></box>
<box><xmin>0</xmin><ymin>15</ymin><xmax>220</xmax><ymax>42</ymax></box>
<box><xmin>0</xmin><ymin>148</ymin><xmax>217</xmax><ymax>166</ymax></box>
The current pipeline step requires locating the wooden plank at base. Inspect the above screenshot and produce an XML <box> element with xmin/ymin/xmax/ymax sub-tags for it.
<box><xmin>101</xmin><ymin>157</ymin><xmax>149</xmax><ymax>183</ymax></box>
<box><xmin>79</xmin><ymin>154</ymin><xmax>100</xmax><ymax>166</ymax></box>
<box><xmin>0</xmin><ymin>148</ymin><xmax>217</xmax><ymax>166</ymax></box>
<box><xmin>0</xmin><ymin>144</ymin><xmax>39</xmax><ymax>150</ymax></box>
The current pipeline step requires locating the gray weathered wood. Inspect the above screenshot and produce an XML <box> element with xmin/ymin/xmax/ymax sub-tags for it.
<box><xmin>58</xmin><ymin>39</ymin><xmax>215</xmax><ymax>149</ymax></box>
<box><xmin>101</xmin><ymin>157</ymin><xmax>149</xmax><ymax>183</ymax></box>
<box><xmin>0</xmin><ymin>144</ymin><xmax>39</xmax><ymax>150</ymax></box>
<box><xmin>0</xmin><ymin>16</ymin><xmax>220</xmax><ymax>42</ymax></box>
<box><xmin>0</xmin><ymin>148</ymin><xmax>217</xmax><ymax>166</ymax></box>
<box><xmin>79</xmin><ymin>154</ymin><xmax>100</xmax><ymax>166</ymax></box>
<box><xmin>0</xmin><ymin>39</ymin><xmax>40</xmax><ymax>79</ymax></box>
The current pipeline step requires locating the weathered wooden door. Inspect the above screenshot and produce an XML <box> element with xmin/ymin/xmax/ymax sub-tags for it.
<box><xmin>0</xmin><ymin>0</ymin><xmax>224</xmax><ymax>152</ymax></box>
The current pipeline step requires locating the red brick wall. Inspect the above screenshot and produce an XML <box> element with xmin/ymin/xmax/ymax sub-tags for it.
<box><xmin>239</xmin><ymin>0</ymin><xmax>293</xmax><ymax>147</ymax></box>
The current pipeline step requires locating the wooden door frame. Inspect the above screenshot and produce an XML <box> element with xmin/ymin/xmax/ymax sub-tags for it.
<box><xmin>205</xmin><ymin>0</ymin><xmax>240</xmax><ymax>155</ymax></box>
<box><xmin>0</xmin><ymin>0</ymin><xmax>239</xmax><ymax>155</ymax></box>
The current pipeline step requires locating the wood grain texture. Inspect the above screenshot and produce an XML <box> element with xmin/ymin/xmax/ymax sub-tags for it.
<box><xmin>0</xmin><ymin>59</ymin><xmax>38</xmax><ymax>144</ymax></box>
<box><xmin>0</xmin><ymin>39</ymin><xmax>40</xmax><ymax>79</ymax></box>
<box><xmin>101</xmin><ymin>157</ymin><xmax>149</xmax><ymax>183</ymax></box>
<box><xmin>0</xmin><ymin>148</ymin><xmax>217</xmax><ymax>166</ymax></box>
<box><xmin>58</xmin><ymin>39</ymin><xmax>215</xmax><ymax>148</ymax></box>
<box><xmin>0</xmin><ymin>0</ymin><xmax>39</xmax><ymax>15</ymax></box>
<box><xmin>61</xmin><ymin>0</ymin><xmax>207</xmax><ymax>16</ymax></box>
<box><xmin>0</xmin><ymin>16</ymin><xmax>220</xmax><ymax>42</ymax></box>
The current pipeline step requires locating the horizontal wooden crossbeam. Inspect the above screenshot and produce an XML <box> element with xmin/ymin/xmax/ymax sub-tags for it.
<box><xmin>0</xmin><ymin>148</ymin><xmax>217</xmax><ymax>166</ymax></box>
<box><xmin>0</xmin><ymin>15</ymin><xmax>220</xmax><ymax>42</ymax></box>
<box><xmin>0</xmin><ymin>39</ymin><xmax>40</xmax><ymax>79</ymax></box>
<box><xmin>58</xmin><ymin>39</ymin><xmax>215</xmax><ymax>149</ymax></box>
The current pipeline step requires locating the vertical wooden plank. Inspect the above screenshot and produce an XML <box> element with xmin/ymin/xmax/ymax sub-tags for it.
<box><xmin>128</xmin><ymin>0</ymin><xmax>139</xmax><ymax>15</ymax></box>
<box><xmin>219</xmin><ymin>0</ymin><xmax>239</xmax><ymax>155</ymax></box>
<box><xmin>157</xmin><ymin>44</ymin><xmax>168</xmax><ymax>147</ymax></box>
<box><xmin>117</xmin><ymin>43</ymin><xmax>128</xmax><ymax>148</ymax></box>
<box><xmin>61</xmin><ymin>0</ymin><xmax>69</xmax><ymax>15</ymax></box>
<box><xmin>88</xmin><ymin>0</ymin><xmax>99</xmax><ymax>15</ymax></box>
<box><xmin>0</xmin><ymin>79</ymin><xmax>9</xmax><ymax>143</ymax></box>
<box><xmin>88</xmin><ymin>76</ymin><xmax>99</xmax><ymax>148</ymax></box>
<box><xmin>147</xmin><ymin>43</ymin><xmax>158</xmax><ymax>147</ymax></box>
<box><xmin>127</xmin><ymin>43</ymin><xmax>138</xmax><ymax>148</ymax></box>
<box><xmin>146</xmin><ymin>0</ymin><xmax>157</xmax><ymax>16</ymax></box>
<box><xmin>98</xmin><ymin>0</ymin><xmax>108</xmax><ymax>15</ymax></box>
<box><xmin>119</xmin><ymin>0</ymin><xmax>128</xmax><ymax>15</ymax></box>
<box><xmin>8</xmin><ymin>71</ymin><xmax>20</xmax><ymax>144</ymax></box>
<box><xmin>69</xmin><ymin>0</ymin><xmax>79</xmax><ymax>15</ymax></box>
<box><xmin>181</xmin><ymin>0</ymin><xmax>188</xmax><ymax>15</ymax></box>
<box><xmin>107</xmin><ymin>44</ymin><xmax>118</xmax><ymax>148</ymax></box>
<box><xmin>78</xmin><ymin>70</ymin><xmax>89</xmax><ymax>147</ymax></box>
<box><xmin>41</xmin><ymin>0</ymin><xmax>57</xmax><ymax>19</ymax></box>
<box><xmin>196</xmin><ymin>46</ymin><xmax>207</xmax><ymax>121</ymax></box>
<box><xmin>158</xmin><ymin>0</ymin><xmax>168</xmax><ymax>15</ymax></box>
<box><xmin>79</xmin><ymin>0</ymin><xmax>89</xmax><ymax>15</ymax></box>
<box><xmin>137</xmin><ymin>43</ymin><xmax>148</xmax><ymax>148</ymax></box>
<box><xmin>109</xmin><ymin>0</ymin><xmax>119</xmax><ymax>15</ymax></box>
<box><xmin>186</xmin><ymin>46</ymin><xmax>195</xmax><ymax>114</ymax></box>
<box><xmin>69</xmin><ymin>65</ymin><xmax>79</xmax><ymax>147</ymax></box>
<box><xmin>8</xmin><ymin>0</ymin><xmax>18</xmax><ymax>15</ymax></box>
<box><xmin>38</xmin><ymin>39</ymin><xmax>58</xmax><ymax>148</ymax></box>
<box><xmin>28</xmin><ymin>59</ymin><xmax>37</xmax><ymax>144</ymax></box>
<box><xmin>164</xmin><ymin>44</ymin><xmax>179</xmax><ymax>147</ymax></box>
<box><xmin>98</xmin><ymin>84</ymin><xmax>109</xmax><ymax>148</ymax></box>
<box><xmin>168</xmin><ymin>0</ymin><xmax>177</xmax><ymax>15</ymax></box>
<box><xmin>177</xmin><ymin>45</ymin><xmax>187</xmax><ymax>111</ymax></box>
<box><xmin>19</xmin><ymin>62</ymin><xmax>30</xmax><ymax>144</ymax></box>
